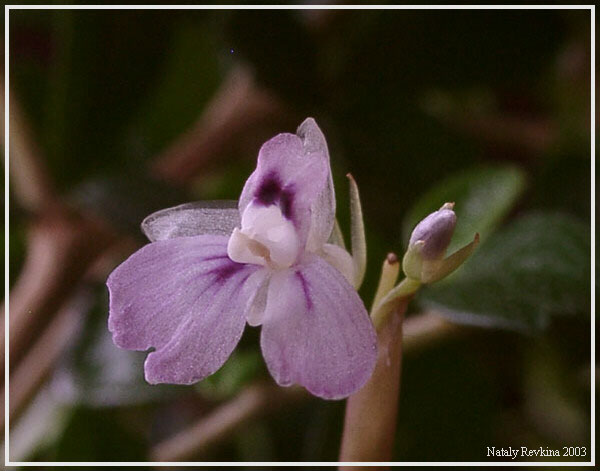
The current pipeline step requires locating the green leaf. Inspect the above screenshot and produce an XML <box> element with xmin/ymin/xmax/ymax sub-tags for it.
<box><xmin>421</xmin><ymin>213</ymin><xmax>591</xmax><ymax>331</ymax></box>
<box><xmin>52</xmin><ymin>406</ymin><xmax>148</xmax><ymax>462</ymax></box>
<box><xmin>128</xmin><ymin>18</ymin><xmax>222</xmax><ymax>157</ymax></box>
<box><xmin>403</xmin><ymin>165</ymin><xmax>526</xmax><ymax>254</ymax></box>
<box><xmin>196</xmin><ymin>349</ymin><xmax>263</xmax><ymax>400</ymax></box>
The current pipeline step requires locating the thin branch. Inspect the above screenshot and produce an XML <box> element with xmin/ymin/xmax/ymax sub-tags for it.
<box><xmin>2</xmin><ymin>237</ymin><xmax>139</xmax><ymax>431</ymax></box>
<box><xmin>2</xmin><ymin>212</ymin><xmax>114</xmax><ymax>375</ymax></box>
<box><xmin>1</xmin><ymin>289</ymin><xmax>92</xmax><ymax>431</ymax></box>
<box><xmin>150</xmin><ymin>65</ymin><xmax>292</xmax><ymax>185</ymax></box>
<box><xmin>403</xmin><ymin>310</ymin><xmax>460</xmax><ymax>352</ymax></box>
<box><xmin>149</xmin><ymin>310</ymin><xmax>457</xmax><ymax>462</ymax></box>
<box><xmin>151</xmin><ymin>382</ymin><xmax>306</xmax><ymax>462</ymax></box>
<box><xmin>1</xmin><ymin>79</ymin><xmax>59</xmax><ymax>212</ymax></box>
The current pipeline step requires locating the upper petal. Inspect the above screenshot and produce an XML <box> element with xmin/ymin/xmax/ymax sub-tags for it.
<box><xmin>297</xmin><ymin>118</ymin><xmax>336</xmax><ymax>252</ymax></box>
<box><xmin>238</xmin><ymin>118</ymin><xmax>333</xmax><ymax>252</ymax></box>
<box><xmin>141</xmin><ymin>200</ymin><xmax>240</xmax><ymax>242</ymax></box>
<box><xmin>260</xmin><ymin>255</ymin><xmax>377</xmax><ymax>399</ymax></box>
<box><xmin>107</xmin><ymin>235</ymin><xmax>266</xmax><ymax>385</ymax></box>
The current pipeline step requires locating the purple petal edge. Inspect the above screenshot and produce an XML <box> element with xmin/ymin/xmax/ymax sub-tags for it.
<box><xmin>107</xmin><ymin>235</ymin><xmax>267</xmax><ymax>385</ymax></box>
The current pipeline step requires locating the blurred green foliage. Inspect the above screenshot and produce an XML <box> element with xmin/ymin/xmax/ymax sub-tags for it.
<box><xmin>9</xmin><ymin>7</ymin><xmax>590</xmax><ymax>463</ymax></box>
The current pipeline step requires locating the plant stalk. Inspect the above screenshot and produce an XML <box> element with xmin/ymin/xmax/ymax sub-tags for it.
<box><xmin>338</xmin><ymin>296</ymin><xmax>410</xmax><ymax>468</ymax></box>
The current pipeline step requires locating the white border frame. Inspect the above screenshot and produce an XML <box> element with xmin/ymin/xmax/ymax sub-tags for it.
<box><xmin>4</xmin><ymin>4</ymin><xmax>595</xmax><ymax>467</ymax></box>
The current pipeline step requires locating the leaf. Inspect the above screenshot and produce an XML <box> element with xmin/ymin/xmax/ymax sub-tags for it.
<box><xmin>195</xmin><ymin>349</ymin><xmax>263</xmax><ymax>400</ymax></box>
<box><xmin>128</xmin><ymin>18</ymin><xmax>222</xmax><ymax>156</ymax></box>
<box><xmin>52</xmin><ymin>406</ymin><xmax>147</xmax><ymax>462</ymax></box>
<box><xmin>420</xmin><ymin>213</ymin><xmax>591</xmax><ymax>331</ymax></box>
<box><xmin>403</xmin><ymin>165</ymin><xmax>526</xmax><ymax>254</ymax></box>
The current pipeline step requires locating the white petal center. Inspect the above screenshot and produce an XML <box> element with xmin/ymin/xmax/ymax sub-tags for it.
<box><xmin>227</xmin><ymin>202</ymin><xmax>300</xmax><ymax>269</ymax></box>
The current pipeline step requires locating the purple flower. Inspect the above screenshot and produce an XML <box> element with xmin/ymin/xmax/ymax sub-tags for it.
<box><xmin>107</xmin><ymin>118</ymin><xmax>377</xmax><ymax>400</ymax></box>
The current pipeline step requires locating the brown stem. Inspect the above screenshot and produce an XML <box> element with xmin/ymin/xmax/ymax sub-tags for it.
<box><xmin>151</xmin><ymin>382</ymin><xmax>306</xmax><ymax>462</ymax></box>
<box><xmin>150</xmin><ymin>65</ymin><xmax>292</xmax><ymax>185</ymax></box>
<box><xmin>1</xmin><ymin>80</ymin><xmax>59</xmax><ymax>212</ymax></box>
<box><xmin>147</xmin><ymin>311</ymin><xmax>455</xmax><ymax>462</ymax></box>
<box><xmin>339</xmin><ymin>298</ymin><xmax>411</xmax><ymax>469</ymax></box>
<box><xmin>3</xmin><ymin>211</ymin><xmax>114</xmax><ymax>375</ymax></box>
<box><xmin>403</xmin><ymin>310</ymin><xmax>459</xmax><ymax>352</ymax></box>
<box><xmin>1</xmin><ymin>289</ymin><xmax>92</xmax><ymax>431</ymax></box>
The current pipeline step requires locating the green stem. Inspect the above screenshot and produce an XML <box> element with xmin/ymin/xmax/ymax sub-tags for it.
<box><xmin>371</xmin><ymin>277</ymin><xmax>421</xmax><ymax>330</ymax></box>
<box><xmin>371</xmin><ymin>253</ymin><xmax>400</xmax><ymax>310</ymax></box>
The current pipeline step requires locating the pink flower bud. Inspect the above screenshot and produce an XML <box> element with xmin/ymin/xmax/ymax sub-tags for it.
<box><xmin>409</xmin><ymin>203</ymin><xmax>457</xmax><ymax>260</ymax></box>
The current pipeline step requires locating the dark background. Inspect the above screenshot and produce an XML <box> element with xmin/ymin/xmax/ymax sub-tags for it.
<box><xmin>6</xmin><ymin>7</ymin><xmax>591</xmax><ymax>463</ymax></box>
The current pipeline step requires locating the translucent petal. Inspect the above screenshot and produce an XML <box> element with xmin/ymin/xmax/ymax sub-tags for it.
<box><xmin>141</xmin><ymin>200</ymin><xmax>239</xmax><ymax>242</ymax></box>
<box><xmin>298</xmin><ymin>118</ymin><xmax>336</xmax><ymax>252</ymax></box>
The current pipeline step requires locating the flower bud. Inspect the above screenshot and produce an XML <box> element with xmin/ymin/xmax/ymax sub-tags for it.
<box><xmin>403</xmin><ymin>202</ymin><xmax>477</xmax><ymax>284</ymax></box>
<box><xmin>408</xmin><ymin>202</ymin><xmax>456</xmax><ymax>261</ymax></box>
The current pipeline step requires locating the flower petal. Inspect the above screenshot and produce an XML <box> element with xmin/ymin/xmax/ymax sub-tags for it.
<box><xmin>141</xmin><ymin>201</ymin><xmax>240</xmax><ymax>242</ymax></box>
<box><xmin>297</xmin><ymin>118</ymin><xmax>336</xmax><ymax>252</ymax></box>
<box><xmin>260</xmin><ymin>255</ymin><xmax>377</xmax><ymax>399</ymax></box>
<box><xmin>238</xmin><ymin>118</ymin><xmax>332</xmax><ymax>250</ymax></box>
<box><xmin>107</xmin><ymin>235</ymin><xmax>266</xmax><ymax>385</ymax></box>
<box><xmin>319</xmin><ymin>243</ymin><xmax>355</xmax><ymax>287</ymax></box>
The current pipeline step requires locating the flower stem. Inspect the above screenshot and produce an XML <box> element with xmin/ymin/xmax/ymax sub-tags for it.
<box><xmin>371</xmin><ymin>277</ymin><xmax>421</xmax><ymax>330</ymax></box>
<box><xmin>339</xmin><ymin>296</ymin><xmax>411</xmax><ymax>467</ymax></box>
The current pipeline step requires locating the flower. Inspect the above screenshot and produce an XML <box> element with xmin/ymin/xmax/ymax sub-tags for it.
<box><xmin>107</xmin><ymin>118</ymin><xmax>377</xmax><ymax>400</ymax></box>
<box><xmin>403</xmin><ymin>202</ymin><xmax>479</xmax><ymax>284</ymax></box>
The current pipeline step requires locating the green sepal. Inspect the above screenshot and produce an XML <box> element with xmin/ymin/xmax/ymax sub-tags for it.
<box><xmin>402</xmin><ymin>240</ymin><xmax>425</xmax><ymax>281</ymax></box>
<box><xmin>348</xmin><ymin>174</ymin><xmax>367</xmax><ymax>288</ymax></box>
<box><xmin>422</xmin><ymin>233</ymin><xmax>479</xmax><ymax>283</ymax></box>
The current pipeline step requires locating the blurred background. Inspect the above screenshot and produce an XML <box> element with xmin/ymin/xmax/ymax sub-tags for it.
<box><xmin>4</xmin><ymin>6</ymin><xmax>592</xmax><ymax>464</ymax></box>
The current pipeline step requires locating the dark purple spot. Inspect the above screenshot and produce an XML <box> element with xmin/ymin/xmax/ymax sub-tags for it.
<box><xmin>200</xmin><ymin>254</ymin><xmax>230</xmax><ymax>262</ymax></box>
<box><xmin>280</xmin><ymin>187</ymin><xmax>295</xmax><ymax>220</ymax></box>
<box><xmin>296</xmin><ymin>272</ymin><xmax>313</xmax><ymax>311</ymax></box>
<box><xmin>210</xmin><ymin>262</ymin><xmax>244</xmax><ymax>283</ymax></box>
<box><xmin>256</xmin><ymin>173</ymin><xmax>282</xmax><ymax>205</ymax></box>
<box><xmin>255</xmin><ymin>171</ymin><xmax>295</xmax><ymax>221</ymax></box>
